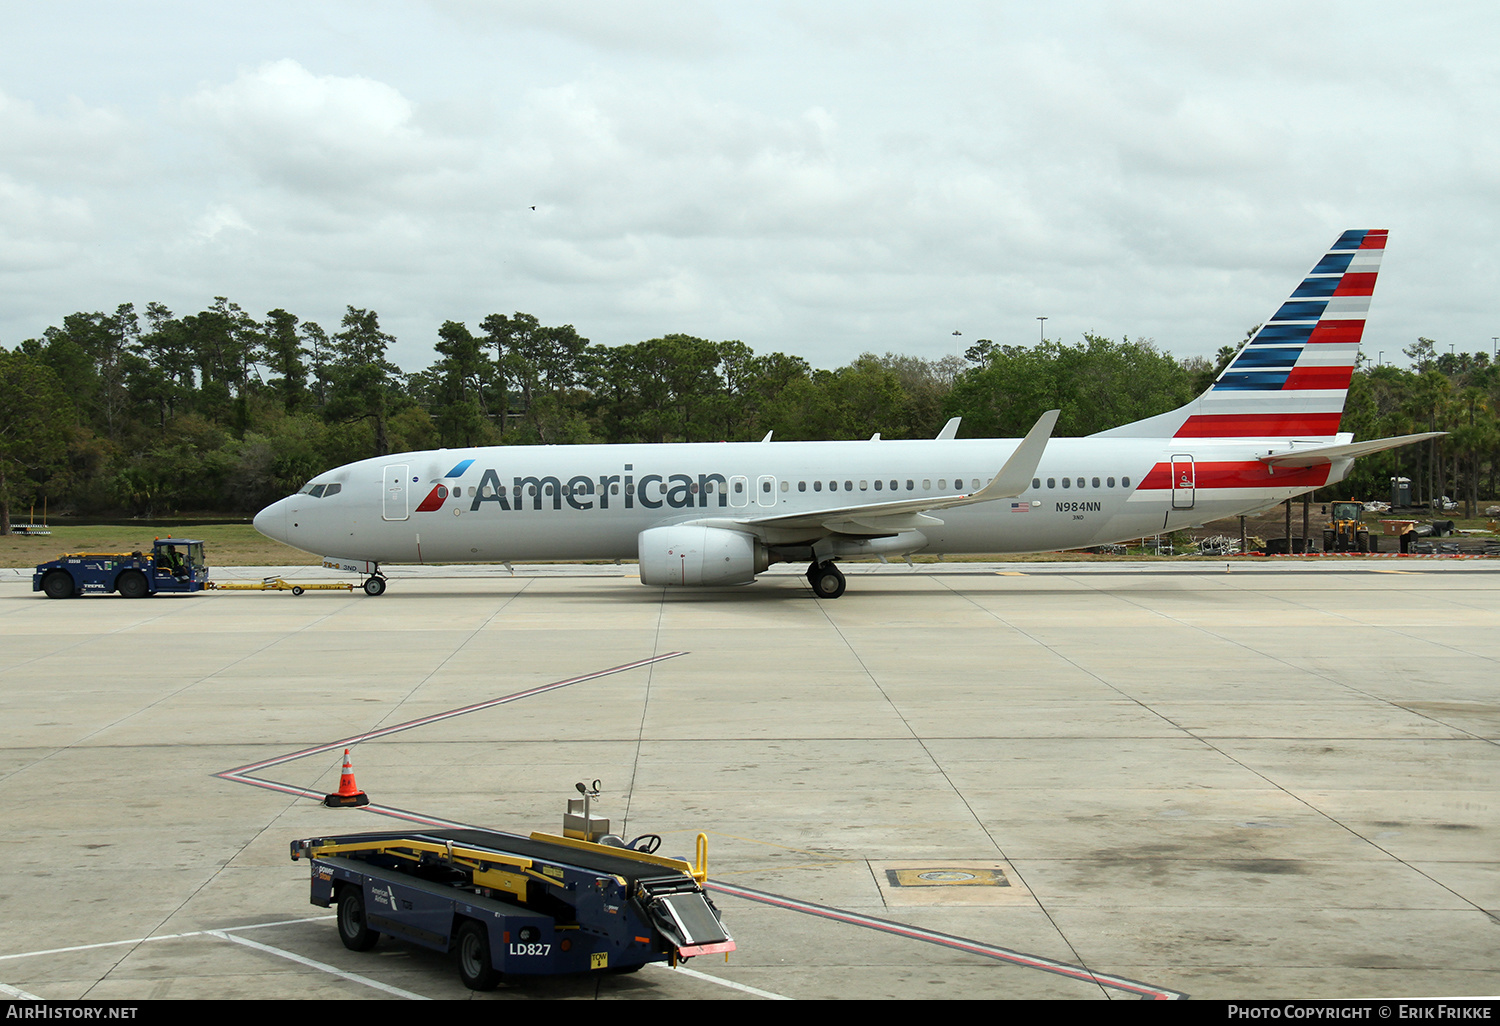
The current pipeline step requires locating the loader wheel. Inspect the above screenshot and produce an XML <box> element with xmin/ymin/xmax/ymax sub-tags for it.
<box><xmin>117</xmin><ymin>571</ymin><xmax>150</xmax><ymax>599</ymax></box>
<box><xmin>291</xmin><ymin>586</ymin><xmax>304</xmax><ymax>596</ymax></box>
<box><xmin>337</xmin><ymin>888</ymin><xmax>380</xmax><ymax>952</ymax></box>
<box><xmin>456</xmin><ymin>920</ymin><xmax>503</xmax><ymax>990</ymax></box>
<box><xmin>42</xmin><ymin>571</ymin><xmax>75</xmax><ymax>599</ymax></box>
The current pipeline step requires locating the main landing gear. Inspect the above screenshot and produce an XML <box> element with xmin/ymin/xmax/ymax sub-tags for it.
<box><xmin>807</xmin><ymin>560</ymin><xmax>846</xmax><ymax>599</ymax></box>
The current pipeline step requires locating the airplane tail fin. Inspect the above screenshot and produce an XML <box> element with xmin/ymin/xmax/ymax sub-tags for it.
<box><xmin>1093</xmin><ymin>229</ymin><xmax>1387</xmax><ymax>440</ymax></box>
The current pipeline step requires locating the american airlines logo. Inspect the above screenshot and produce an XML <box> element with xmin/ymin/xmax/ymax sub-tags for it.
<box><xmin>434</xmin><ymin>466</ymin><xmax>738</xmax><ymax>513</ymax></box>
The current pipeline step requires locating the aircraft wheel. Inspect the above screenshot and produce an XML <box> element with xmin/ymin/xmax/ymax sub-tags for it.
<box><xmin>336</xmin><ymin>888</ymin><xmax>380</xmax><ymax>952</ymax></box>
<box><xmin>809</xmin><ymin>562</ymin><xmax>846</xmax><ymax>599</ymax></box>
<box><xmin>42</xmin><ymin>571</ymin><xmax>75</xmax><ymax>599</ymax></box>
<box><xmin>117</xmin><ymin>571</ymin><xmax>150</xmax><ymax>599</ymax></box>
<box><xmin>363</xmin><ymin>577</ymin><xmax>386</xmax><ymax>596</ymax></box>
<box><xmin>456</xmin><ymin>920</ymin><xmax>503</xmax><ymax>990</ymax></box>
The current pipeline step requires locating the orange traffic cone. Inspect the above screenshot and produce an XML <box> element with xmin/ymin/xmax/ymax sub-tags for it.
<box><xmin>323</xmin><ymin>749</ymin><xmax>369</xmax><ymax>808</ymax></box>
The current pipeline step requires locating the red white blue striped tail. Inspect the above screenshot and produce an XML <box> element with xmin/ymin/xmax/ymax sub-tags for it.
<box><xmin>1095</xmin><ymin>230</ymin><xmax>1385</xmax><ymax>441</ymax></box>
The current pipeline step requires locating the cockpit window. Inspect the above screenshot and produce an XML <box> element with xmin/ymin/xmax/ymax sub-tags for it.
<box><xmin>297</xmin><ymin>482</ymin><xmax>341</xmax><ymax>498</ymax></box>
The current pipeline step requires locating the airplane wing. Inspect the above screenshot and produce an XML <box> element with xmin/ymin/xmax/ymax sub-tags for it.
<box><xmin>696</xmin><ymin>410</ymin><xmax>1058</xmax><ymax>538</ymax></box>
<box><xmin>1257</xmin><ymin>431</ymin><xmax>1444</xmax><ymax>468</ymax></box>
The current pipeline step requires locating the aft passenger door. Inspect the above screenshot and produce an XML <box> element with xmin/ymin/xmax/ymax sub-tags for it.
<box><xmin>383</xmin><ymin>464</ymin><xmax>410</xmax><ymax>521</ymax></box>
<box><xmin>1171</xmin><ymin>455</ymin><xmax>1195</xmax><ymax>509</ymax></box>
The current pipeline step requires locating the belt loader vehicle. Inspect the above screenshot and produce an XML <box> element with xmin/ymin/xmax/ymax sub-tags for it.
<box><xmin>290</xmin><ymin>812</ymin><xmax>734</xmax><ymax>990</ymax></box>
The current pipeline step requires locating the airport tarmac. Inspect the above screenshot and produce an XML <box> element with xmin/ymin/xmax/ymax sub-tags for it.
<box><xmin>1</xmin><ymin>560</ymin><xmax>1498</xmax><ymax>1001</ymax></box>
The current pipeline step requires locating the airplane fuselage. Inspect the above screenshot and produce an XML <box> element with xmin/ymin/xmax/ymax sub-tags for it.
<box><xmin>254</xmin><ymin>436</ymin><xmax>1345</xmax><ymax>566</ymax></box>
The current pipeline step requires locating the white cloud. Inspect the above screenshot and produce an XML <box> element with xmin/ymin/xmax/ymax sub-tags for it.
<box><xmin>183</xmin><ymin>59</ymin><xmax>469</xmax><ymax>201</ymax></box>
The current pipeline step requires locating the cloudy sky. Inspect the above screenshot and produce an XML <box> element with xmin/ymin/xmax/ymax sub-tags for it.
<box><xmin>3</xmin><ymin>1</ymin><xmax>1497</xmax><ymax>374</ymax></box>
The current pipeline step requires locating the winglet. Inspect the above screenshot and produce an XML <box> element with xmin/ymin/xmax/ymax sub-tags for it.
<box><xmin>936</xmin><ymin>417</ymin><xmax>961</xmax><ymax>440</ymax></box>
<box><xmin>761</xmin><ymin>430</ymin><xmax>773</xmax><ymax>443</ymax></box>
<box><xmin>970</xmin><ymin>409</ymin><xmax>1059</xmax><ymax>499</ymax></box>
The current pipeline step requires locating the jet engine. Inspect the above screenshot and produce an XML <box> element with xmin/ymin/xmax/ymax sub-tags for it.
<box><xmin>638</xmin><ymin>525</ymin><xmax>768</xmax><ymax>587</ymax></box>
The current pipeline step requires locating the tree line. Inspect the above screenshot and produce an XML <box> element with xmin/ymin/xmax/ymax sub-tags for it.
<box><xmin>1</xmin><ymin>299</ymin><xmax>1496</xmax><ymax>533</ymax></box>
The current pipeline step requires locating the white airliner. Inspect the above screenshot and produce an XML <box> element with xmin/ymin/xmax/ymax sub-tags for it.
<box><xmin>254</xmin><ymin>229</ymin><xmax>1438</xmax><ymax>598</ymax></box>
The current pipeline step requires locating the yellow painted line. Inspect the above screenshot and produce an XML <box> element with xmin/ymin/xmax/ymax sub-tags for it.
<box><xmin>994</xmin><ymin>571</ymin><xmax>1028</xmax><ymax>576</ymax></box>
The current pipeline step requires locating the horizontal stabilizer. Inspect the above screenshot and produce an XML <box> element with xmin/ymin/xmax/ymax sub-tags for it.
<box><xmin>1257</xmin><ymin>431</ymin><xmax>1445</xmax><ymax>468</ymax></box>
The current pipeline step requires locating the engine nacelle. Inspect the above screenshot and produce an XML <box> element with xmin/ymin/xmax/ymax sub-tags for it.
<box><xmin>638</xmin><ymin>525</ymin><xmax>767</xmax><ymax>587</ymax></box>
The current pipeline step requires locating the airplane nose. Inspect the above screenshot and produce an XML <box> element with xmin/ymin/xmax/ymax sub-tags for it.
<box><xmin>253</xmin><ymin>498</ymin><xmax>289</xmax><ymax>543</ymax></box>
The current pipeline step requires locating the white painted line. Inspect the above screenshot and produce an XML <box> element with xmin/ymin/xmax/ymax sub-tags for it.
<box><xmin>0</xmin><ymin>917</ymin><xmax>334</xmax><ymax>962</ymax></box>
<box><xmin>647</xmin><ymin>961</ymin><xmax>792</xmax><ymax>1000</ymax></box>
<box><xmin>1</xmin><ymin>982</ymin><xmax>42</xmax><ymax>999</ymax></box>
<box><xmin>208</xmin><ymin>930</ymin><xmax>430</xmax><ymax>1000</ymax></box>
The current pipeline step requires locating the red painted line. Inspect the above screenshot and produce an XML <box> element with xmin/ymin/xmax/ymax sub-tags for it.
<box><xmin>1333</xmin><ymin>272</ymin><xmax>1377</xmax><ymax>297</ymax></box>
<box><xmin>708</xmin><ymin>881</ymin><xmax>1187</xmax><ymax>1000</ymax></box>
<box><xmin>1137</xmin><ymin>461</ymin><xmax>1331</xmax><ymax>491</ymax></box>
<box><xmin>1307</xmin><ymin>320</ymin><xmax>1365</xmax><ymax>345</ymax></box>
<box><xmin>1175</xmin><ymin>413</ymin><xmax>1343</xmax><ymax>438</ymax></box>
<box><xmin>1282</xmin><ymin>365</ymin><xmax>1353</xmax><ymax>391</ymax></box>
<box><xmin>218</xmin><ymin>653</ymin><xmax>686</xmax><ymax>778</ymax></box>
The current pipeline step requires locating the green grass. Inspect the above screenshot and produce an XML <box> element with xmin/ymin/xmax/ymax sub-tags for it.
<box><xmin>2</xmin><ymin>525</ymin><xmax>318</xmax><ymax>568</ymax></box>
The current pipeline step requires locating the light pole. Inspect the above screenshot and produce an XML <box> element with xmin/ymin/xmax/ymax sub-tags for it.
<box><xmin>1037</xmin><ymin>316</ymin><xmax>1047</xmax><ymax>343</ymax></box>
